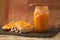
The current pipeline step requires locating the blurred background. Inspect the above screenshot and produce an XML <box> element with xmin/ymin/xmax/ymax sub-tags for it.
<box><xmin>0</xmin><ymin>0</ymin><xmax>60</xmax><ymax>28</ymax></box>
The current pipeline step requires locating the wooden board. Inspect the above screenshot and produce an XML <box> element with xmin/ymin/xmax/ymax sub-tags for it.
<box><xmin>0</xmin><ymin>0</ymin><xmax>60</xmax><ymax>28</ymax></box>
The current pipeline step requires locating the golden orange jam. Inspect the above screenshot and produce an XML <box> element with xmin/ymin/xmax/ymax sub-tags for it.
<box><xmin>34</xmin><ymin>6</ymin><xmax>49</xmax><ymax>32</ymax></box>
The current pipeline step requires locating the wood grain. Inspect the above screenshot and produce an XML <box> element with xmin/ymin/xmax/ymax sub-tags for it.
<box><xmin>0</xmin><ymin>0</ymin><xmax>60</xmax><ymax>28</ymax></box>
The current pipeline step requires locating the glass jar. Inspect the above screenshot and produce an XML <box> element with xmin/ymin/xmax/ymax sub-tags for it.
<box><xmin>34</xmin><ymin>6</ymin><xmax>49</xmax><ymax>32</ymax></box>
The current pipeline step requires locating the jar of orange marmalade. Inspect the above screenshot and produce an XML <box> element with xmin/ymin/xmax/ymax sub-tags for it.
<box><xmin>34</xmin><ymin>6</ymin><xmax>49</xmax><ymax>32</ymax></box>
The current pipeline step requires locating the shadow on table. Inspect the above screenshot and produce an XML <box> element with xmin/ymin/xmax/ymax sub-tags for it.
<box><xmin>0</xmin><ymin>25</ymin><xmax>60</xmax><ymax>38</ymax></box>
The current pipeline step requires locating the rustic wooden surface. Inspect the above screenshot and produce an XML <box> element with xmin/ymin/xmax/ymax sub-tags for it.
<box><xmin>0</xmin><ymin>0</ymin><xmax>60</xmax><ymax>25</ymax></box>
<box><xmin>0</xmin><ymin>34</ymin><xmax>60</xmax><ymax>40</ymax></box>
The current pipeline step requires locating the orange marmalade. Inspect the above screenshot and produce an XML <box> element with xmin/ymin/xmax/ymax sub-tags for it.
<box><xmin>34</xmin><ymin>6</ymin><xmax>49</xmax><ymax>32</ymax></box>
